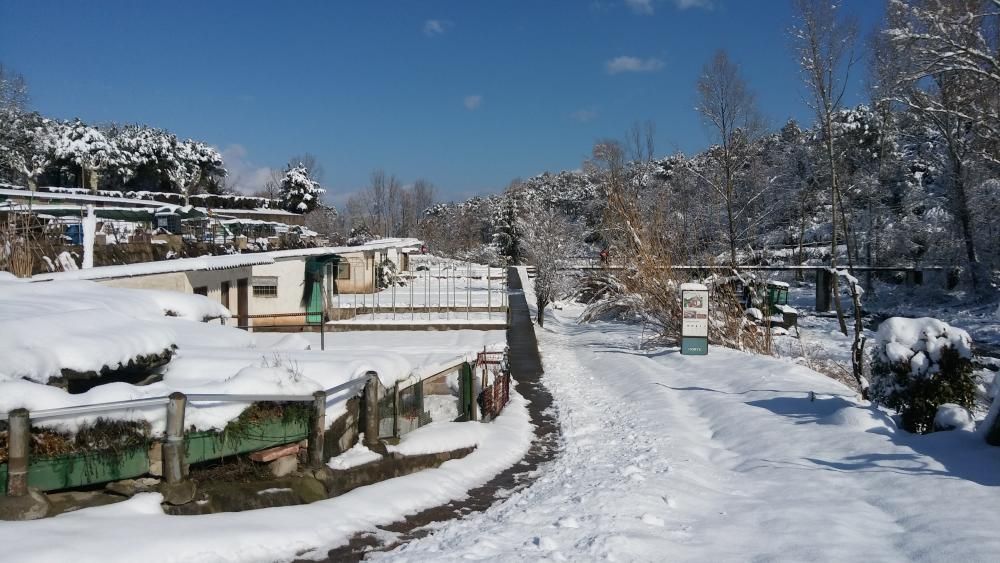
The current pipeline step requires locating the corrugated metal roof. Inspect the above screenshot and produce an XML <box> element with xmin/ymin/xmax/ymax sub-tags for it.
<box><xmin>33</xmin><ymin>253</ymin><xmax>275</xmax><ymax>282</ymax></box>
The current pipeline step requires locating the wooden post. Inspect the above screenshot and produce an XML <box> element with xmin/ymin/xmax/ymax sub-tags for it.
<box><xmin>6</xmin><ymin>409</ymin><xmax>30</xmax><ymax>497</ymax></box>
<box><xmin>363</xmin><ymin>372</ymin><xmax>380</xmax><ymax>448</ymax></box>
<box><xmin>308</xmin><ymin>391</ymin><xmax>326</xmax><ymax>468</ymax></box>
<box><xmin>393</xmin><ymin>382</ymin><xmax>401</xmax><ymax>439</ymax></box>
<box><xmin>320</xmin><ymin>312</ymin><xmax>326</xmax><ymax>351</ymax></box>
<box><xmin>815</xmin><ymin>269</ymin><xmax>832</xmax><ymax>312</ymax></box>
<box><xmin>163</xmin><ymin>392</ymin><xmax>187</xmax><ymax>484</ymax></box>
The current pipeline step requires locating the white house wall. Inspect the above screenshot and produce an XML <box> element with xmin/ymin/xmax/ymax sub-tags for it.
<box><xmin>250</xmin><ymin>259</ymin><xmax>308</xmax><ymax>325</ymax></box>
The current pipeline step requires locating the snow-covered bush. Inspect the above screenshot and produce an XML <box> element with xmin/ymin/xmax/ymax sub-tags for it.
<box><xmin>376</xmin><ymin>259</ymin><xmax>400</xmax><ymax>289</ymax></box>
<box><xmin>455</xmin><ymin>243</ymin><xmax>501</xmax><ymax>267</ymax></box>
<box><xmin>347</xmin><ymin>225</ymin><xmax>375</xmax><ymax>246</ymax></box>
<box><xmin>870</xmin><ymin>317</ymin><xmax>975</xmax><ymax>434</ymax></box>
<box><xmin>933</xmin><ymin>403</ymin><xmax>974</xmax><ymax>432</ymax></box>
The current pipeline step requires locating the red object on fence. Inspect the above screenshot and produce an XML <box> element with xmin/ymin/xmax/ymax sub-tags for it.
<box><xmin>476</xmin><ymin>348</ymin><xmax>511</xmax><ymax>419</ymax></box>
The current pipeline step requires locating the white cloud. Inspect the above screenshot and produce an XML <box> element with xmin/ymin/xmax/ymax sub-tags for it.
<box><xmin>674</xmin><ymin>0</ymin><xmax>712</xmax><ymax>9</ymax></box>
<box><xmin>464</xmin><ymin>95</ymin><xmax>483</xmax><ymax>110</ymax></box>
<box><xmin>622</xmin><ymin>0</ymin><xmax>712</xmax><ymax>13</ymax></box>
<box><xmin>220</xmin><ymin>144</ymin><xmax>276</xmax><ymax>195</ymax></box>
<box><xmin>625</xmin><ymin>0</ymin><xmax>654</xmax><ymax>14</ymax></box>
<box><xmin>423</xmin><ymin>19</ymin><xmax>451</xmax><ymax>36</ymax></box>
<box><xmin>571</xmin><ymin>108</ymin><xmax>599</xmax><ymax>123</ymax></box>
<box><xmin>605</xmin><ymin>56</ymin><xmax>664</xmax><ymax>75</ymax></box>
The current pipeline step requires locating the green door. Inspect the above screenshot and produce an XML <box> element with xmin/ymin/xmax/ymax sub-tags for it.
<box><xmin>304</xmin><ymin>258</ymin><xmax>326</xmax><ymax>324</ymax></box>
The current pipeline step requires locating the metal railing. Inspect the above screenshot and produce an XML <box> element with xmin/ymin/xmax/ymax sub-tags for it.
<box><xmin>334</xmin><ymin>263</ymin><xmax>508</xmax><ymax>322</ymax></box>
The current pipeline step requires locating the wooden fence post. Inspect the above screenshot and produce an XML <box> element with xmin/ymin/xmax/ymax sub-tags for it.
<box><xmin>363</xmin><ymin>372</ymin><xmax>380</xmax><ymax>448</ymax></box>
<box><xmin>815</xmin><ymin>269</ymin><xmax>832</xmax><ymax>312</ymax></box>
<box><xmin>320</xmin><ymin>313</ymin><xmax>327</xmax><ymax>351</ymax></box>
<box><xmin>6</xmin><ymin>409</ymin><xmax>30</xmax><ymax>497</ymax></box>
<box><xmin>308</xmin><ymin>390</ymin><xmax>326</xmax><ymax>468</ymax></box>
<box><xmin>163</xmin><ymin>392</ymin><xmax>187</xmax><ymax>484</ymax></box>
<box><xmin>393</xmin><ymin>382</ymin><xmax>401</xmax><ymax>439</ymax></box>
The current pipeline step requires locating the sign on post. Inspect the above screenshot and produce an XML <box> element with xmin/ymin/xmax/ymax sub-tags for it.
<box><xmin>680</xmin><ymin>283</ymin><xmax>709</xmax><ymax>355</ymax></box>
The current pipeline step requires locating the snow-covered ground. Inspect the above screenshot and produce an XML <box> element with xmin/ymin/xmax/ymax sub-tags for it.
<box><xmin>376</xmin><ymin>270</ymin><xmax>1000</xmax><ymax>562</ymax></box>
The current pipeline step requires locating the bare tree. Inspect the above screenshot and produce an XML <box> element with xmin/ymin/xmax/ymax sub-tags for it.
<box><xmin>0</xmin><ymin>63</ymin><xmax>29</xmax><ymax>113</ymax></box>
<box><xmin>694</xmin><ymin>50</ymin><xmax>767</xmax><ymax>268</ymax></box>
<box><xmin>410</xmin><ymin>179</ymin><xmax>436</xmax><ymax>231</ymax></box>
<box><xmin>791</xmin><ymin>0</ymin><xmax>859</xmax><ymax>335</ymax></box>
<box><xmin>253</xmin><ymin>169</ymin><xmax>283</xmax><ymax>201</ymax></box>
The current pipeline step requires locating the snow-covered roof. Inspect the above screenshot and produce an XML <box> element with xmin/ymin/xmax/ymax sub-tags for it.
<box><xmin>264</xmin><ymin>238</ymin><xmax>423</xmax><ymax>261</ymax></box>
<box><xmin>680</xmin><ymin>282</ymin><xmax>708</xmax><ymax>291</ymax></box>
<box><xmin>0</xmin><ymin>187</ymin><xmax>182</xmax><ymax>210</ymax></box>
<box><xmin>32</xmin><ymin>253</ymin><xmax>275</xmax><ymax>282</ymax></box>
<box><xmin>768</xmin><ymin>281</ymin><xmax>790</xmax><ymax>288</ymax></box>
<box><xmin>216</xmin><ymin>208</ymin><xmax>299</xmax><ymax>217</ymax></box>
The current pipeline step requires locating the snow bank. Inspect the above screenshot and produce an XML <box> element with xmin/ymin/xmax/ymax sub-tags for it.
<box><xmin>875</xmin><ymin>317</ymin><xmax>972</xmax><ymax>376</ymax></box>
<box><xmin>0</xmin><ymin>309</ymin><xmax>175</xmax><ymax>384</ymax></box>
<box><xmin>0</xmin><ymin>365</ymin><xmax>322</xmax><ymax>435</ymax></box>
<box><xmin>387</xmin><ymin>420</ymin><xmax>485</xmax><ymax>456</ymax></box>
<box><xmin>327</xmin><ymin>439</ymin><xmax>382</xmax><ymax>470</ymax></box>
<box><xmin>0</xmin><ymin>280</ymin><xmax>231</xmax><ymax>384</ymax></box>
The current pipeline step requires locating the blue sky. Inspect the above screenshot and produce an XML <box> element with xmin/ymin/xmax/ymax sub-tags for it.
<box><xmin>0</xmin><ymin>0</ymin><xmax>884</xmax><ymax>205</ymax></box>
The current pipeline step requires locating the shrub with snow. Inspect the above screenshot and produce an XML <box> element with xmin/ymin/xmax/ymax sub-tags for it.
<box><xmin>933</xmin><ymin>403</ymin><xmax>975</xmax><ymax>432</ymax></box>
<box><xmin>870</xmin><ymin>317</ymin><xmax>975</xmax><ymax>434</ymax></box>
<box><xmin>347</xmin><ymin>225</ymin><xmax>375</xmax><ymax>246</ymax></box>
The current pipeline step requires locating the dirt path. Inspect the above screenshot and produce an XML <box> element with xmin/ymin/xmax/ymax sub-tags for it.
<box><xmin>316</xmin><ymin>267</ymin><xmax>560</xmax><ymax>562</ymax></box>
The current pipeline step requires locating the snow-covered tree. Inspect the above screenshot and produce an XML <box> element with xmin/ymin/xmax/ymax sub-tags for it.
<box><xmin>278</xmin><ymin>164</ymin><xmax>325</xmax><ymax>213</ymax></box>
<box><xmin>50</xmin><ymin>119</ymin><xmax>123</xmax><ymax>190</ymax></box>
<box><xmin>0</xmin><ymin>110</ymin><xmax>56</xmax><ymax>192</ymax></box>
<box><xmin>519</xmin><ymin>207</ymin><xmax>583</xmax><ymax>326</ymax></box>
<box><xmin>492</xmin><ymin>182</ymin><xmax>523</xmax><ymax>265</ymax></box>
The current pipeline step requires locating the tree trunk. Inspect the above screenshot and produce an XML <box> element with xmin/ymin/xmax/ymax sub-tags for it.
<box><xmin>725</xmin><ymin>164</ymin><xmax>737</xmax><ymax>269</ymax></box>
<box><xmin>536</xmin><ymin>296</ymin><xmax>546</xmax><ymax>327</ymax></box>
<box><xmin>825</xmin><ymin>116</ymin><xmax>848</xmax><ymax>336</ymax></box>
<box><xmin>796</xmin><ymin>197</ymin><xmax>806</xmax><ymax>282</ymax></box>
<box><xmin>950</xmin><ymin>159</ymin><xmax>981</xmax><ymax>292</ymax></box>
<box><xmin>848</xmin><ymin>277</ymin><xmax>867</xmax><ymax>397</ymax></box>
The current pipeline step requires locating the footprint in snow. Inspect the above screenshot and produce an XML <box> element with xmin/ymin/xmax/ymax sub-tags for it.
<box><xmin>531</xmin><ymin>536</ymin><xmax>559</xmax><ymax>551</ymax></box>
<box><xmin>641</xmin><ymin>514</ymin><xmax>666</xmax><ymax>527</ymax></box>
<box><xmin>620</xmin><ymin>465</ymin><xmax>645</xmax><ymax>481</ymax></box>
<box><xmin>556</xmin><ymin>516</ymin><xmax>581</xmax><ymax>529</ymax></box>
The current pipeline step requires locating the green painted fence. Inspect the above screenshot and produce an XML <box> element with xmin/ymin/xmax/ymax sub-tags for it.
<box><xmin>0</xmin><ymin>417</ymin><xmax>309</xmax><ymax>495</ymax></box>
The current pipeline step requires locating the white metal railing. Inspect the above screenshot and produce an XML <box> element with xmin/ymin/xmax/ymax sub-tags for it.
<box><xmin>334</xmin><ymin>263</ymin><xmax>508</xmax><ymax>322</ymax></box>
<box><xmin>1</xmin><ymin>376</ymin><xmax>370</xmax><ymax>422</ymax></box>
